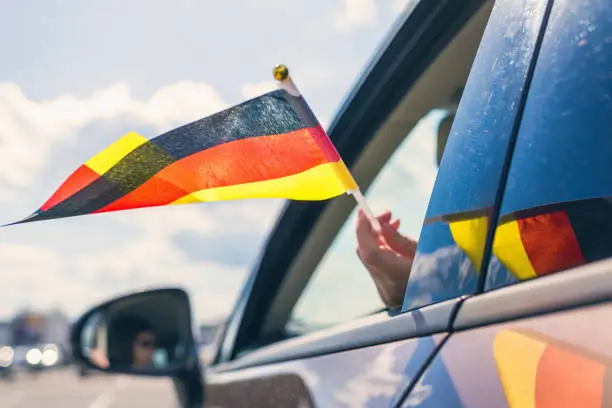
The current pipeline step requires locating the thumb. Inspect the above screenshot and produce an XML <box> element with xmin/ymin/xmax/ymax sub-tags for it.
<box><xmin>381</xmin><ymin>223</ymin><xmax>417</xmax><ymax>258</ymax></box>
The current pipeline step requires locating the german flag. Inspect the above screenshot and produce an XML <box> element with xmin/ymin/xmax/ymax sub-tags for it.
<box><xmin>493</xmin><ymin>198</ymin><xmax>612</xmax><ymax>280</ymax></box>
<box><xmin>494</xmin><ymin>329</ymin><xmax>612</xmax><ymax>408</ymax></box>
<box><xmin>9</xmin><ymin>89</ymin><xmax>358</xmax><ymax>225</ymax></box>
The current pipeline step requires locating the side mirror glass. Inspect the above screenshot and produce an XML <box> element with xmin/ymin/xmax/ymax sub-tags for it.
<box><xmin>71</xmin><ymin>288</ymin><xmax>197</xmax><ymax>376</ymax></box>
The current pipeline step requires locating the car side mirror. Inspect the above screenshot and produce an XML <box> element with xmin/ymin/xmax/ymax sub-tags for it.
<box><xmin>70</xmin><ymin>288</ymin><xmax>198</xmax><ymax>377</ymax></box>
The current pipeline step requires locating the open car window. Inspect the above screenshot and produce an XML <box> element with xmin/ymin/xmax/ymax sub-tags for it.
<box><xmin>287</xmin><ymin>110</ymin><xmax>443</xmax><ymax>334</ymax></box>
<box><xmin>217</xmin><ymin>1</ymin><xmax>497</xmax><ymax>362</ymax></box>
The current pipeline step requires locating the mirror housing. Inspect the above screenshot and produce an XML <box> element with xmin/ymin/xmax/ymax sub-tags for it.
<box><xmin>70</xmin><ymin>287</ymin><xmax>198</xmax><ymax>377</ymax></box>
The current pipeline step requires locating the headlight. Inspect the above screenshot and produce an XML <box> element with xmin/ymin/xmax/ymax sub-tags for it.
<box><xmin>26</xmin><ymin>348</ymin><xmax>42</xmax><ymax>365</ymax></box>
<box><xmin>41</xmin><ymin>349</ymin><xmax>59</xmax><ymax>366</ymax></box>
<box><xmin>0</xmin><ymin>346</ymin><xmax>14</xmax><ymax>367</ymax></box>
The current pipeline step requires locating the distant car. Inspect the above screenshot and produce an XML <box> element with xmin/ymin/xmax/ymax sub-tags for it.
<box><xmin>21</xmin><ymin>344</ymin><xmax>62</xmax><ymax>372</ymax></box>
<box><xmin>0</xmin><ymin>346</ymin><xmax>15</xmax><ymax>380</ymax></box>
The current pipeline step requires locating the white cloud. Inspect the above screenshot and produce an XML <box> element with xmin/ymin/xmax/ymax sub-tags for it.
<box><xmin>332</xmin><ymin>0</ymin><xmax>379</xmax><ymax>32</ymax></box>
<box><xmin>0</xmin><ymin>81</ymin><xmax>227</xmax><ymax>191</ymax></box>
<box><xmin>0</xmin><ymin>214</ymin><xmax>263</xmax><ymax>323</ymax></box>
<box><xmin>0</xmin><ymin>242</ymin><xmax>107</xmax><ymax>315</ymax></box>
<box><xmin>75</xmin><ymin>227</ymin><xmax>250</xmax><ymax>322</ymax></box>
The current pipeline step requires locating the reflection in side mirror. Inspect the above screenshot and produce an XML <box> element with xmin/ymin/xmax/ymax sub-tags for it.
<box><xmin>72</xmin><ymin>288</ymin><xmax>196</xmax><ymax>376</ymax></box>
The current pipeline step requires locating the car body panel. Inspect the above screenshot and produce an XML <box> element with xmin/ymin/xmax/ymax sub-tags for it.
<box><xmin>401</xmin><ymin>300</ymin><xmax>612</xmax><ymax>407</ymax></box>
<box><xmin>207</xmin><ymin>334</ymin><xmax>447</xmax><ymax>408</ymax></box>
<box><xmin>208</xmin><ymin>298</ymin><xmax>460</xmax><ymax>407</ymax></box>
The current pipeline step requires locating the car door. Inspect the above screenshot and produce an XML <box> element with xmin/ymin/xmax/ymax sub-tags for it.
<box><xmin>199</xmin><ymin>1</ymin><xmax>549</xmax><ymax>407</ymax></box>
<box><xmin>401</xmin><ymin>0</ymin><xmax>612</xmax><ymax>406</ymax></box>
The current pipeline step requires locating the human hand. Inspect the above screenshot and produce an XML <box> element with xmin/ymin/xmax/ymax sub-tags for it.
<box><xmin>356</xmin><ymin>209</ymin><xmax>418</xmax><ymax>308</ymax></box>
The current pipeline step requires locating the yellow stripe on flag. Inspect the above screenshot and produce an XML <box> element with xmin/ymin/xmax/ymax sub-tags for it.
<box><xmin>329</xmin><ymin>160</ymin><xmax>359</xmax><ymax>192</ymax></box>
<box><xmin>449</xmin><ymin>215</ymin><xmax>488</xmax><ymax>273</ymax></box>
<box><xmin>494</xmin><ymin>330</ymin><xmax>547</xmax><ymax>408</ymax></box>
<box><xmin>85</xmin><ymin>131</ymin><xmax>149</xmax><ymax>175</ymax></box>
<box><xmin>492</xmin><ymin>220</ymin><xmax>537</xmax><ymax>280</ymax></box>
<box><xmin>170</xmin><ymin>161</ymin><xmax>357</xmax><ymax>205</ymax></box>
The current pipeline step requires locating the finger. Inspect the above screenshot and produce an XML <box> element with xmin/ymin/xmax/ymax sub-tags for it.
<box><xmin>356</xmin><ymin>210</ymin><xmax>380</xmax><ymax>256</ymax></box>
<box><xmin>376</xmin><ymin>210</ymin><xmax>393</xmax><ymax>225</ymax></box>
<box><xmin>378</xmin><ymin>219</ymin><xmax>399</xmax><ymax>245</ymax></box>
<box><xmin>358</xmin><ymin>209</ymin><xmax>392</xmax><ymax>233</ymax></box>
<box><xmin>381</xmin><ymin>223</ymin><xmax>417</xmax><ymax>258</ymax></box>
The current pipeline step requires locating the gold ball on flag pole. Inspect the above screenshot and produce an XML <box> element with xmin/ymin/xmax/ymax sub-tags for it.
<box><xmin>273</xmin><ymin>64</ymin><xmax>289</xmax><ymax>81</ymax></box>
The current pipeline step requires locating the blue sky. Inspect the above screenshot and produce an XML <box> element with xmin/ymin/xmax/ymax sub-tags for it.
<box><xmin>0</xmin><ymin>0</ymin><xmax>439</xmax><ymax>325</ymax></box>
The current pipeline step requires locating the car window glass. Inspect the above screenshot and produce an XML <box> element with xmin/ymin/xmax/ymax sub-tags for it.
<box><xmin>286</xmin><ymin>110</ymin><xmax>442</xmax><ymax>333</ymax></box>
<box><xmin>485</xmin><ymin>0</ymin><xmax>612</xmax><ymax>291</ymax></box>
<box><xmin>402</xmin><ymin>0</ymin><xmax>551</xmax><ymax>311</ymax></box>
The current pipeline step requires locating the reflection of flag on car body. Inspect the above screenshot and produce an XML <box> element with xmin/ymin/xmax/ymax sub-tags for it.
<box><xmin>444</xmin><ymin>198</ymin><xmax>612</xmax><ymax>280</ymax></box>
<box><xmin>7</xmin><ymin>85</ymin><xmax>358</xmax><ymax>226</ymax></box>
<box><xmin>492</xmin><ymin>198</ymin><xmax>612</xmax><ymax>280</ymax></box>
<box><xmin>447</xmin><ymin>212</ymin><xmax>490</xmax><ymax>273</ymax></box>
<box><xmin>494</xmin><ymin>328</ymin><xmax>612</xmax><ymax>408</ymax></box>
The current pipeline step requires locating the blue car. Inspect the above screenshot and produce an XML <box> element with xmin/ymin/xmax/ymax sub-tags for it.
<box><xmin>70</xmin><ymin>0</ymin><xmax>612</xmax><ymax>406</ymax></box>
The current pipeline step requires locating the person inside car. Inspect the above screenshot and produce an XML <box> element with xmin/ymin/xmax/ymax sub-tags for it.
<box><xmin>107</xmin><ymin>316</ymin><xmax>157</xmax><ymax>368</ymax></box>
<box><xmin>355</xmin><ymin>209</ymin><xmax>417</xmax><ymax>312</ymax></box>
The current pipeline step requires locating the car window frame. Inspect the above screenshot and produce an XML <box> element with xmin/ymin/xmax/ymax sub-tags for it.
<box><xmin>212</xmin><ymin>0</ymin><xmax>493</xmax><ymax>367</ymax></box>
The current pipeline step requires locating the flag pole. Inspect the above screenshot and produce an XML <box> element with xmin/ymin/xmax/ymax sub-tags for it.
<box><xmin>272</xmin><ymin>64</ymin><xmax>382</xmax><ymax>233</ymax></box>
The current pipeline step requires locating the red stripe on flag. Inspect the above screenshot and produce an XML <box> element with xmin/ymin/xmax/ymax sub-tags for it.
<box><xmin>93</xmin><ymin>172</ymin><xmax>191</xmax><ymax>214</ymax></box>
<box><xmin>40</xmin><ymin>165</ymin><xmax>100</xmax><ymax>211</ymax></box>
<box><xmin>518</xmin><ymin>211</ymin><xmax>585</xmax><ymax>275</ymax></box>
<box><xmin>535</xmin><ymin>343</ymin><xmax>605</xmax><ymax>408</ymax></box>
<box><xmin>308</xmin><ymin>124</ymin><xmax>341</xmax><ymax>163</ymax></box>
<box><xmin>94</xmin><ymin>127</ymin><xmax>333</xmax><ymax>213</ymax></box>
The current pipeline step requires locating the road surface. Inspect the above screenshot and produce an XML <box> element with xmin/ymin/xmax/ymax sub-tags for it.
<box><xmin>0</xmin><ymin>368</ymin><xmax>180</xmax><ymax>408</ymax></box>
